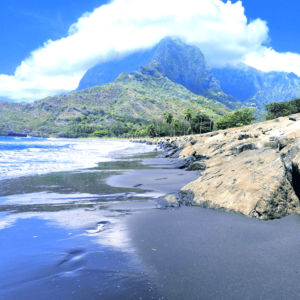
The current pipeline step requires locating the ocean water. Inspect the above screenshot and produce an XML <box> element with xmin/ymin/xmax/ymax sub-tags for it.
<box><xmin>0</xmin><ymin>136</ymin><xmax>154</xmax><ymax>180</ymax></box>
<box><xmin>0</xmin><ymin>136</ymin><xmax>163</xmax><ymax>299</ymax></box>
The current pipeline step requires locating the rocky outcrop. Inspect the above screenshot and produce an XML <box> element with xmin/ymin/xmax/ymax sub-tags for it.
<box><xmin>133</xmin><ymin>113</ymin><xmax>300</xmax><ymax>220</ymax></box>
<box><xmin>180</xmin><ymin>148</ymin><xmax>299</xmax><ymax>220</ymax></box>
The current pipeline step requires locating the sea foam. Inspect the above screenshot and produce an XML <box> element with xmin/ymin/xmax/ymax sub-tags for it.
<box><xmin>0</xmin><ymin>137</ymin><xmax>154</xmax><ymax>180</ymax></box>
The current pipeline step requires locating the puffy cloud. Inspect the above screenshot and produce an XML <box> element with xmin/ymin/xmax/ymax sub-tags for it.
<box><xmin>244</xmin><ymin>48</ymin><xmax>300</xmax><ymax>75</ymax></box>
<box><xmin>0</xmin><ymin>0</ymin><xmax>298</xmax><ymax>102</ymax></box>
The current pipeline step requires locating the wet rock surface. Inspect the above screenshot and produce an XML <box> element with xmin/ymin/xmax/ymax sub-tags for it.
<box><xmin>186</xmin><ymin>161</ymin><xmax>206</xmax><ymax>171</ymax></box>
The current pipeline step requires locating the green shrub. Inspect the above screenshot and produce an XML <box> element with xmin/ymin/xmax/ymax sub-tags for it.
<box><xmin>265</xmin><ymin>98</ymin><xmax>300</xmax><ymax>120</ymax></box>
<box><xmin>89</xmin><ymin>130</ymin><xmax>110</xmax><ymax>137</ymax></box>
<box><xmin>147</xmin><ymin>124</ymin><xmax>156</xmax><ymax>137</ymax></box>
<box><xmin>215</xmin><ymin>108</ymin><xmax>256</xmax><ymax>130</ymax></box>
<box><xmin>191</xmin><ymin>114</ymin><xmax>213</xmax><ymax>134</ymax></box>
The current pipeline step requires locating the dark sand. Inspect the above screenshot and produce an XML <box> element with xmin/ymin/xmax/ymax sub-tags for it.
<box><xmin>107</xmin><ymin>157</ymin><xmax>200</xmax><ymax>195</ymax></box>
<box><xmin>2</xmin><ymin>150</ymin><xmax>300</xmax><ymax>300</ymax></box>
<box><xmin>0</xmin><ymin>152</ymin><xmax>199</xmax><ymax>300</ymax></box>
<box><xmin>127</xmin><ymin>207</ymin><xmax>300</xmax><ymax>300</ymax></box>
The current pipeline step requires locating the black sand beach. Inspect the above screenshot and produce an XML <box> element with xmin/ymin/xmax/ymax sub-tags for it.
<box><xmin>128</xmin><ymin>207</ymin><xmax>300</xmax><ymax>299</ymax></box>
<box><xmin>2</xmin><ymin>150</ymin><xmax>300</xmax><ymax>299</ymax></box>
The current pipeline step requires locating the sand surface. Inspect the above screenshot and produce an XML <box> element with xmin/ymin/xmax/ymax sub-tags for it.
<box><xmin>2</xmin><ymin>150</ymin><xmax>300</xmax><ymax>299</ymax></box>
<box><xmin>127</xmin><ymin>206</ymin><xmax>300</xmax><ymax>299</ymax></box>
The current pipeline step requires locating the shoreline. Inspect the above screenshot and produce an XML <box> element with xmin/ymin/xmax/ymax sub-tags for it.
<box><xmin>2</xmin><ymin>142</ymin><xmax>300</xmax><ymax>299</ymax></box>
<box><xmin>0</xmin><ymin>146</ymin><xmax>200</xmax><ymax>300</ymax></box>
<box><xmin>131</xmin><ymin>112</ymin><xmax>300</xmax><ymax>220</ymax></box>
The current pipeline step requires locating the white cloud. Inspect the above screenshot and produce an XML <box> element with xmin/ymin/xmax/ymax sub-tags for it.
<box><xmin>0</xmin><ymin>0</ymin><xmax>299</xmax><ymax>102</ymax></box>
<box><xmin>244</xmin><ymin>48</ymin><xmax>300</xmax><ymax>75</ymax></box>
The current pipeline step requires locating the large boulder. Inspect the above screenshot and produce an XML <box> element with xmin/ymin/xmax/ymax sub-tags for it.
<box><xmin>180</xmin><ymin>148</ymin><xmax>300</xmax><ymax>220</ymax></box>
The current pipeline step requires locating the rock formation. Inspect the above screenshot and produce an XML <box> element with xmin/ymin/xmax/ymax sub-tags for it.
<box><xmin>134</xmin><ymin>113</ymin><xmax>300</xmax><ymax>220</ymax></box>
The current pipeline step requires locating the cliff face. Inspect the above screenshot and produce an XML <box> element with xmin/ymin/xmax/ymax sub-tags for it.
<box><xmin>212</xmin><ymin>64</ymin><xmax>300</xmax><ymax>110</ymax></box>
<box><xmin>151</xmin><ymin>38</ymin><xmax>221</xmax><ymax>95</ymax></box>
<box><xmin>142</xmin><ymin>114</ymin><xmax>300</xmax><ymax>220</ymax></box>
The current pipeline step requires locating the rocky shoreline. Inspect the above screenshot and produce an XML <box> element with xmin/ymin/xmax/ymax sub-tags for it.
<box><xmin>132</xmin><ymin>113</ymin><xmax>300</xmax><ymax>220</ymax></box>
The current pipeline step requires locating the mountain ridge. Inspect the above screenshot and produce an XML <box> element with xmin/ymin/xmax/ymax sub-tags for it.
<box><xmin>77</xmin><ymin>37</ymin><xmax>240</xmax><ymax>110</ymax></box>
<box><xmin>78</xmin><ymin>37</ymin><xmax>300</xmax><ymax>112</ymax></box>
<box><xmin>212</xmin><ymin>63</ymin><xmax>300</xmax><ymax>110</ymax></box>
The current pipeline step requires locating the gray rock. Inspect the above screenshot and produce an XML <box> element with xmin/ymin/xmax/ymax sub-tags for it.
<box><xmin>165</xmin><ymin>149</ymin><xmax>178</xmax><ymax>158</ymax></box>
<box><xmin>194</xmin><ymin>154</ymin><xmax>206</xmax><ymax>160</ymax></box>
<box><xmin>172</xmin><ymin>157</ymin><xmax>194</xmax><ymax>169</ymax></box>
<box><xmin>233</xmin><ymin>143</ymin><xmax>258</xmax><ymax>155</ymax></box>
<box><xmin>289</xmin><ymin>116</ymin><xmax>299</xmax><ymax>121</ymax></box>
<box><xmin>186</xmin><ymin>162</ymin><xmax>206</xmax><ymax>171</ymax></box>
<box><xmin>238</xmin><ymin>134</ymin><xmax>252</xmax><ymax>140</ymax></box>
<box><xmin>156</xmin><ymin>194</ymin><xmax>180</xmax><ymax>209</ymax></box>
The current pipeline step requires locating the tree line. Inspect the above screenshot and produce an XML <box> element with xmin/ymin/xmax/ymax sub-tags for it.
<box><xmin>146</xmin><ymin>108</ymin><xmax>256</xmax><ymax>138</ymax></box>
<box><xmin>265</xmin><ymin>98</ymin><xmax>300</xmax><ymax>120</ymax></box>
<box><xmin>60</xmin><ymin>107</ymin><xmax>257</xmax><ymax>139</ymax></box>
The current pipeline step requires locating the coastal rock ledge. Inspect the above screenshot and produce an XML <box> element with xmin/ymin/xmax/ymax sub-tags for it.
<box><xmin>134</xmin><ymin>113</ymin><xmax>300</xmax><ymax>220</ymax></box>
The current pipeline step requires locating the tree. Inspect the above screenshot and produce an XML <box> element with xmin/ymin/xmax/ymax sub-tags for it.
<box><xmin>265</xmin><ymin>98</ymin><xmax>300</xmax><ymax>120</ymax></box>
<box><xmin>165</xmin><ymin>113</ymin><xmax>174</xmax><ymax>136</ymax></box>
<box><xmin>147</xmin><ymin>124</ymin><xmax>156</xmax><ymax>137</ymax></box>
<box><xmin>191</xmin><ymin>114</ymin><xmax>213</xmax><ymax>134</ymax></box>
<box><xmin>172</xmin><ymin>119</ymin><xmax>180</xmax><ymax>136</ymax></box>
<box><xmin>89</xmin><ymin>130</ymin><xmax>110</xmax><ymax>138</ymax></box>
<box><xmin>215</xmin><ymin>108</ymin><xmax>256</xmax><ymax>130</ymax></box>
<box><xmin>184</xmin><ymin>108</ymin><xmax>194</xmax><ymax>134</ymax></box>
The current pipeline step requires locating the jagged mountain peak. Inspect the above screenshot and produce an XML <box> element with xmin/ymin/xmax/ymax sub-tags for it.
<box><xmin>77</xmin><ymin>37</ymin><xmax>221</xmax><ymax>97</ymax></box>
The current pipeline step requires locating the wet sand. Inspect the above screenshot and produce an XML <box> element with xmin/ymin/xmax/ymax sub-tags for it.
<box><xmin>107</xmin><ymin>157</ymin><xmax>200</xmax><ymax>195</ymax></box>
<box><xmin>2</xmin><ymin>149</ymin><xmax>300</xmax><ymax>299</ymax></box>
<box><xmin>0</xmin><ymin>151</ymin><xmax>199</xmax><ymax>300</ymax></box>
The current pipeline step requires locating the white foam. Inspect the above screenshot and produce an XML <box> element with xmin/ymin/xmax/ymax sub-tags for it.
<box><xmin>0</xmin><ymin>138</ymin><xmax>155</xmax><ymax>180</ymax></box>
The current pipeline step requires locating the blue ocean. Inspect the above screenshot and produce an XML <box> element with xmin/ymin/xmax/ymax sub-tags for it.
<box><xmin>0</xmin><ymin>136</ymin><xmax>153</xmax><ymax>180</ymax></box>
<box><xmin>0</xmin><ymin>136</ymin><xmax>161</xmax><ymax>300</ymax></box>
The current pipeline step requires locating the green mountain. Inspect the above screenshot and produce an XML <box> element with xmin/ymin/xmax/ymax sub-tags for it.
<box><xmin>212</xmin><ymin>63</ymin><xmax>300</xmax><ymax>110</ymax></box>
<box><xmin>0</xmin><ymin>38</ymin><xmax>269</xmax><ymax>138</ymax></box>
<box><xmin>0</xmin><ymin>64</ymin><xmax>233</xmax><ymax>138</ymax></box>
<box><xmin>77</xmin><ymin>37</ymin><xmax>242</xmax><ymax>111</ymax></box>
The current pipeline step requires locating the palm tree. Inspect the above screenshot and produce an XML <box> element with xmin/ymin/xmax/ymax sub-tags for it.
<box><xmin>173</xmin><ymin>119</ymin><xmax>180</xmax><ymax>136</ymax></box>
<box><xmin>147</xmin><ymin>124</ymin><xmax>156</xmax><ymax>138</ymax></box>
<box><xmin>184</xmin><ymin>108</ymin><xmax>194</xmax><ymax>134</ymax></box>
<box><xmin>165</xmin><ymin>113</ymin><xmax>174</xmax><ymax>136</ymax></box>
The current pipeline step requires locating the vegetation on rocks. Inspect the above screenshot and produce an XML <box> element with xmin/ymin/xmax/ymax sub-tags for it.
<box><xmin>265</xmin><ymin>98</ymin><xmax>300</xmax><ymax>120</ymax></box>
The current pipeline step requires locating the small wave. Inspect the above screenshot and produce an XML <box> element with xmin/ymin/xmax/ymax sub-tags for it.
<box><xmin>0</xmin><ymin>138</ymin><xmax>155</xmax><ymax>180</ymax></box>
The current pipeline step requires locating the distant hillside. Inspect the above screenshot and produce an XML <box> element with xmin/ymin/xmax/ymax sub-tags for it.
<box><xmin>212</xmin><ymin>63</ymin><xmax>300</xmax><ymax>110</ymax></box>
<box><xmin>0</xmin><ymin>64</ymin><xmax>234</xmax><ymax>138</ymax></box>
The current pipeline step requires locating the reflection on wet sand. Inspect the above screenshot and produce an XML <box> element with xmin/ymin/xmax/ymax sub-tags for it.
<box><xmin>0</xmin><ymin>152</ymin><xmax>175</xmax><ymax>300</ymax></box>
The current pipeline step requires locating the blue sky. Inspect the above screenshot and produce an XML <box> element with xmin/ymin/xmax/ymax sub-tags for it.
<box><xmin>232</xmin><ymin>0</ymin><xmax>300</xmax><ymax>53</ymax></box>
<box><xmin>0</xmin><ymin>0</ymin><xmax>109</xmax><ymax>75</ymax></box>
<box><xmin>1</xmin><ymin>0</ymin><xmax>300</xmax><ymax>102</ymax></box>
